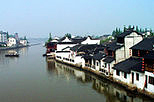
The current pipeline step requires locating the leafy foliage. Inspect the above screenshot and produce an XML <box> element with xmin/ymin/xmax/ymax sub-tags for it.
<box><xmin>48</xmin><ymin>33</ymin><xmax>52</xmax><ymax>42</ymax></box>
<box><xmin>65</xmin><ymin>33</ymin><xmax>71</xmax><ymax>38</ymax></box>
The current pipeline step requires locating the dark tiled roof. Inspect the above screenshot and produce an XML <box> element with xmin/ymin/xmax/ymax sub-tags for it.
<box><xmin>131</xmin><ymin>37</ymin><xmax>154</xmax><ymax>51</ymax></box>
<box><xmin>57</xmin><ymin>42</ymin><xmax>77</xmax><ymax>44</ymax></box>
<box><xmin>70</xmin><ymin>44</ymin><xmax>99</xmax><ymax>52</ymax></box>
<box><xmin>82</xmin><ymin>54</ymin><xmax>93</xmax><ymax>59</ymax></box>
<box><xmin>71</xmin><ymin>37</ymin><xmax>87</xmax><ymax>43</ymax></box>
<box><xmin>62</xmin><ymin>46</ymin><xmax>71</xmax><ymax>51</ymax></box>
<box><xmin>56</xmin><ymin>51</ymin><xmax>70</xmax><ymax>53</ymax></box>
<box><xmin>103</xmin><ymin>56</ymin><xmax>115</xmax><ymax>63</ymax></box>
<box><xmin>144</xmin><ymin>52</ymin><xmax>154</xmax><ymax>60</ymax></box>
<box><xmin>106</xmin><ymin>41</ymin><xmax>124</xmax><ymax>51</ymax></box>
<box><xmin>117</xmin><ymin>29</ymin><xmax>142</xmax><ymax>38</ymax></box>
<box><xmin>93</xmin><ymin>53</ymin><xmax>106</xmax><ymax>60</ymax></box>
<box><xmin>113</xmin><ymin>57</ymin><xmax>143</xmax><ymax>73</ymax></box>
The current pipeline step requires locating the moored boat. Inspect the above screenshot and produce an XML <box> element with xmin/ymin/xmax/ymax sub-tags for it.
<box><xmin>5</xmin><ymin>51</ymin><xmax>19</xmax><ymax>57</ymax></box>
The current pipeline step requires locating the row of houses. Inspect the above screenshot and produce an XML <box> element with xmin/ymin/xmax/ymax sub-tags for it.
<box><xmin>0</xmin><ymin>31</ymin><xmax>28</xmax><ymax>47</ymax></box>
<box><xmin>46</xmin><ymin>28</ymin><xmax>154</xmax><ymax>97</ymax></box>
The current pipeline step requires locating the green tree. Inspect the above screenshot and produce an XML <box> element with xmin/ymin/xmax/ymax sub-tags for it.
<box><xmin>112</xmin><ymin>30</ymin><xmax>116</xmax><ymax>37</ymax></box>
<box><xmin>139</xmin><ymin>28</ymin><xmax>142</xmax><ymax>32</ymax></box>
<box><xmin>24</xmin><ymin>36</ymin><xmax>27</xmax><ymax>40</ymax></box>
<box><xmin>65</xmin><ymin>33</ymin><xmax>71</xmax><ymax>38</ymax></box>
<box><xmin>128</xmin><ymin>25</ymin><xmax>131</xmax><ymax>29</ymax></box>
<box><xmin>48</xmin><ymin>33</ymin><xmax>52</xmax><ymax>42</ymax></box>
<box><xmin>150</xmin><ymin>29</ymin><xmax>154</xmax><ymax>36</ymax></box>
<box><xmin>136</xmin><ymin>26</ymin><xmax>139</xmax><ymax>32</ymax></box>
<box><xmin>6</xmin><ymin>32</ymin><xmax>9</xmax><ymax>39</ymax></box>
<box><xmin>124</xmin><ymin>25</ymin><xmax>127</xmax><ymax>32</ymax></box>
<box><xmin>145</xmin><ymin>28</ymin><xmax>148</xmax><ymax>32</ymax></box>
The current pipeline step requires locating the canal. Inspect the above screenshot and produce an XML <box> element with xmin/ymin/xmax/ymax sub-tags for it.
<box><xmin>0</xmin><ymin>44</ymin><xmax>153</xmax><ymax>102</ymax></box>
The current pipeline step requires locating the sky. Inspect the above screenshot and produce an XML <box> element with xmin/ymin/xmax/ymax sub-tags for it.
<box><xmin>0</xmin><ymin>0</ymin><xmax>154</xmax><ymax>38</ymax></box>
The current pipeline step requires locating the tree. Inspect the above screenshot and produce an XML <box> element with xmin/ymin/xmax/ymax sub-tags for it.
<box><xmin>6</xmin><ymin>32</ymin><xmax>9</xmax><ymax>39</ymax></box>
<box><xmin>65</xmin><ymin>33</ymin><xmax>71</xmax><ymax>38</ymax></box>
<box><xmin>136</xmin><ymin>26</ymin><xmax>139</xmax><ymax>32</ymax></box>
<box><xmin>48</xmin><ymin>33</ymin><xmax>52</xmax><ymax>42</ymax></box>
<box><xmin>128</xmin><ymin>25</ymin><xmax>131</xmax><ymax>29</ymax></box>
<box><xmin>24</xmin><ymin>36</ymin><xmax>27</xmax><ymax>40</ymax></box>
<box><xmin>118</xmin><ymin>28</ymin><xmax>121</xmax><ymax>34</ymax></box>
<box><xmin>112</xmin><ymin>30</ymin><xmax>116</xmax><ymax>37</ymax></box>
<box><xmin>139</xmin><ymin>28</ymin><xmax>142</xmax><ymax>32</ymax></box>
<box><xmin>124</xmin><ymin>25</ymin><xmax>127</xmax><ymax>32</ymax></box>
<box><xmin>150</xmin><ymin>29</ymin><xmax>154</xmax><ymax>36</ymax></box>
<box><xmin>145</xmin><ymin>28</ymin><xmax>148</xmax><ymax>32</ymax></box>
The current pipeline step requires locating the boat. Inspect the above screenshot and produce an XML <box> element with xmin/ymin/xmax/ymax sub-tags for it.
<box><xmin>5</xmin><ymin>51</ymin><xmax>19</xmax><ymax>57</ymax></box>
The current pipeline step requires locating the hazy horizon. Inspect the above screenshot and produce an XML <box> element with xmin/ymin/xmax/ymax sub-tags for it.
<box><xmin>0</xmin><ymin>0</ymin><xmax>154</xmax><ymax>38</ymax></box>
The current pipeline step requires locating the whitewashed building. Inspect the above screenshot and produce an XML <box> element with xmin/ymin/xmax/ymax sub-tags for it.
<box><xmin>20</xmin><ymin>39</ymin><xmax>28</xmax><ymax>46</ymax></box>
<box><xmin>81</xmin><ymin>36</ymin><xmax>100</xmax><ymax>45</ymax></box>
<box><xmin>0</xmin><ymin>31</ymin><xmax>8</xmax><ymax>43</ymax></box>
<box><xmin>7</xmin><ymin>37</ymin><xmax>17</xmax><ymax>47</ymax></box>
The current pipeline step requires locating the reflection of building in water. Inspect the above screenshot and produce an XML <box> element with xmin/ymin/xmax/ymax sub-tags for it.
<box><xmin>0</xmin><ymin>47</ymin><xmax>28</xmax><ymax>67</ymax></box>
<box><xmin>47</xmin><ymin>60</ymin><xmax>56</xmax><ymax>72</ymax></box>
<box><xmin>46</xmin><ymin>60</ymin><xmax>152</xmax><ymax>102</ymax></box>
<box><xmin>46</xmin><ymin>60</ymin><xmax>91</xmax><ymax>83</ymax></box>
<box><xmin>91</xmin><ymin>76</ymin><xmax>151</xmax><ymax>102</ymax></box>
<box><xmin>18</xmin><ymin>47</ymin><xmax>28</xmax><ymax>55</ymax></box>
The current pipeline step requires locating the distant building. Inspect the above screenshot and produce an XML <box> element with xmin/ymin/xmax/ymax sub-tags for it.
<box><xmin>0</xmin><ymin>31</ymin><xmax>8</xmax><ymax>43</ymax></box>
<box><xmin>20</xmin><ymin>38</ymin><xmax>28</xmax><ymax>46</ymax></box>
<box><xmin>7</xmin><ymin>37</ymin><xmax>17</xmax><ymax>47</ymax></box>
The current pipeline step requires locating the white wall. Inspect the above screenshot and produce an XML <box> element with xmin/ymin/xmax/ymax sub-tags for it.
<box><xmin>20</xmin><ymin>40</ymin><xmax>27</xmax><ymax>46</ymax></box>
<box><xmin>124</xmin><ymin>32</ymin><xmax>143</xmax><ymax>59</ymax></box>
<box><xmin>55</xmin><ymin>52</ymin><xmax>70</xmax><ymax>61</ymax></box>
<box><xmin>131</xmin><ymin>71</ymin><xmax>145</xmax><ymax>89</ymax></box>
<box><xmin>100</xmin><ymin>59</ymin><xmax>115</xmax><ymax>76</ymax></box>
<box><xmin>74</xmin><ymin>56</ymin><xmax>83</xmax><ymax>65</ymax></box>
<box><xmin>61</xmin><ymin>37</ymin><xmax>71</xmax><ymax>42</ymax></box>
<box><xmin>113</xmin><ymin>70</ymin><xmax>132</xmax><ymax>84</ymax></box>
<box><xmin>145</xmin><ymin>71</ymin><xmax>154</xmax><ymax>93</ymax></box>
<box><xmin>8</xmin><ymin>37</ymin><xmax>17</xmax><ymax>47</ymax></box>
<box><xmin>57</xmin><ymin>44</ymin><xmax>77</xmax><ymax>51</ymax></box>
<box><xmin>95</xmin><ymin>60</ymin><xmax>100</xmax><ymax>71</ymax></box>
<box><xmin>81</xmin><ymin>37</ymin><xmax>100</xmax><ymax>44</ymax></box>
<box><xmin>115</xmin><ymin>46</ymin><xmax>125</xmax><ymax>63</ymax></box>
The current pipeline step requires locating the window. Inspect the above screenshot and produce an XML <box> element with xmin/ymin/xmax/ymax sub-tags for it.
<box><xmin>116</xmin><ymin>70</ymin><xmax>120</xmax><ymax>76</ymax></box>
<box><xmin>106</xmin><ymin>72</ymin><xmax>108</xmax><ymax>75</ymax></box>
<box><xmin>97</xmin><ymin>62</ymin><xmax>99</xmax><ymax>66</ymax></box>
<box><xmin>105</xmin><ymin>63</ymin><xmax>107</xmax><ymax>68</ymax></box>
<box><xmin>124</xmin><ymin>72</ymin><xmax>127</xmax><ymax>79</ymax></box>
<box><xmin>149</xmin><ymin>76</ymin><xmax>154</xmax><ymax>85</ymax></box>
<box><xmin>136</xmin><ymin>73</ymin><xmax>139</xmax><ymax>81</ymax></box>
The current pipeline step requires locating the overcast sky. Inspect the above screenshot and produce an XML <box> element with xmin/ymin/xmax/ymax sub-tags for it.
<box><xmin>0</xmin><ymin>0</ymin><xmax>154</xmax><ymax>38</ymax></box>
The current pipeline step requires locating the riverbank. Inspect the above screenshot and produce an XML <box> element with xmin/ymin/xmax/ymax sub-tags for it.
<box><xmin>49</xmin><ymin>57</ymin><xmax>154</xmax><ymax>99</ymax></box>
<box><xmin>0</xmin><ymin>43</ymin><xmax>41</xmax><ymax>51</ymax></box>
<box><xmin>0</xmin><ymin>45</ymin><xmax>29</xmax><ymax>51</ymax></box>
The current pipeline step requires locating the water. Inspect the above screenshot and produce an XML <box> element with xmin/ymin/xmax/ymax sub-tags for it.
<box><xmin>0</xmin><ymin>44</ymin><xmax>153</xmax><ymax>102</ymax></box>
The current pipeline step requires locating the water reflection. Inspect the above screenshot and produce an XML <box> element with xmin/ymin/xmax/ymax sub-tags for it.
<box><xmin>0</xmin><ymin>47</ymin><xmax>28</xmax><ymax>66</ymax></box>
<box><xmin>46</xmin><ymin>60</ymin><xmax>152</xmax><ymax>102</ymax></box>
